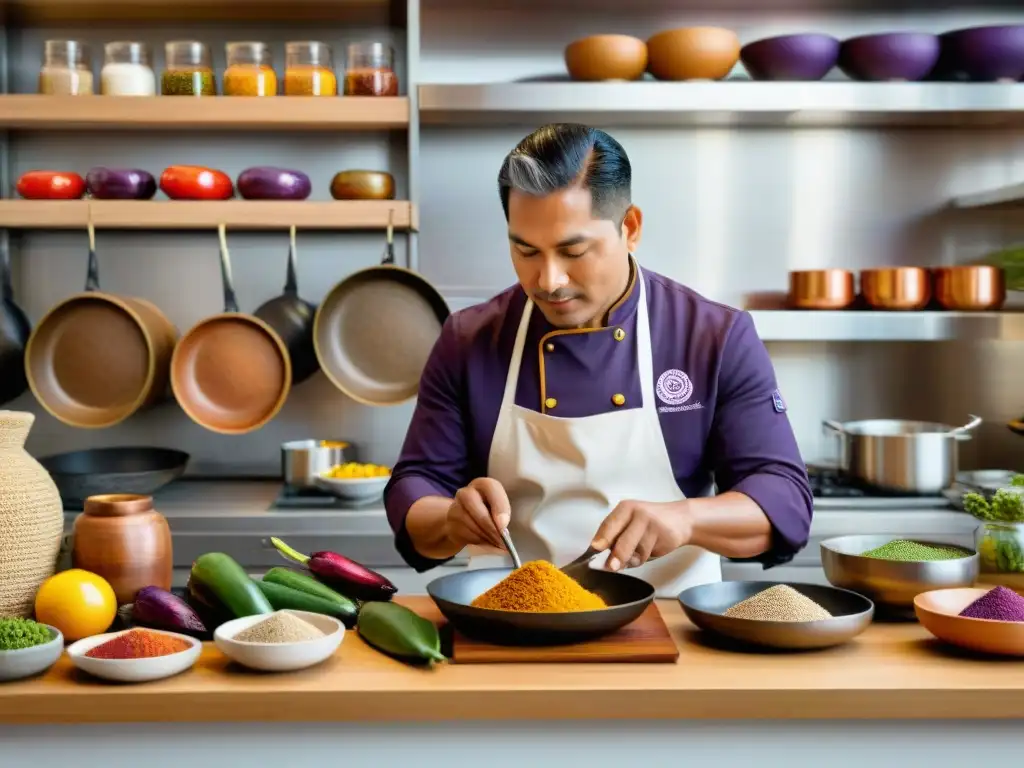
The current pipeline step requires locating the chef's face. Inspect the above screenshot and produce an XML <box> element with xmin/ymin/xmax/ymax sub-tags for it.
<box><xmin>507</xmin><ymin>186</ymin><xmax>642</xmax><ymax>329</ymax></box>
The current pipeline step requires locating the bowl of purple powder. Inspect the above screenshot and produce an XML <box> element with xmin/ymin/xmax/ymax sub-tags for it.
<box><xmin>915</xmin><ymin>586</ymin><xmax>1024</xmax><ymax>656</ymax></box>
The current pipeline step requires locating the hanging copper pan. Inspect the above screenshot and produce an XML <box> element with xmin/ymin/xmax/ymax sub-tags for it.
<box><xmin>171</xmin><ymin>225</ymin><xmax>291</xmax><ymax>434</ymax></box>
<box><xmin>25</xmin><ymin>220</ymin><xmax>178</xmax><ymax>428</ymax></box>
<box><xmin>313</xmin><ymin>211</ymin><xmax>450</xmax><ymax>406</ymax></box>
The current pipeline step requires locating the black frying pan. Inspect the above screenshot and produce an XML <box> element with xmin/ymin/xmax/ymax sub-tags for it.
<box><xmin>426</xmin><ymin>567</ymin><xmax>655</xmax><ymax>646</ymax></box>
<box><xmin>37</xmin><ymin>447</ymin><xmax>190</xmax><ymax>508</ymax></box>
<box><xmin>254</xmin><ymin>227</ymin><xmax>318</xmax><ymax>385</ymax></box>
<box><xmin>0</xmin><ymin>231</ymin><xmax>31</xmax><ymax>405</ymax></box>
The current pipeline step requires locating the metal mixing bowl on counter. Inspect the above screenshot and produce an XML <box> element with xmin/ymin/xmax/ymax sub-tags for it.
<box><xmin>820</xmin><ymin>534</ymin><xmax>979</xmax><ymax>619</ymax></box>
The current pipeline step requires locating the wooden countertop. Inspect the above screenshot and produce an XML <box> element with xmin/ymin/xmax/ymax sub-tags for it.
<box><xmin>2</xmin><ymin>599</ymin><xmax>1023</xmax><ymax>724</ymax></box>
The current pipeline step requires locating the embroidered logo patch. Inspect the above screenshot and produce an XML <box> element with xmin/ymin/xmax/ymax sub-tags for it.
<box><xmin>772</xmin><ymin>389</ymin><xmax>787</xmax><ymax>413</ymax></box>
<box><xmin>656</xmin><ymin>369</ymin><xmax>693</xmax><ymax>406</ymax></box>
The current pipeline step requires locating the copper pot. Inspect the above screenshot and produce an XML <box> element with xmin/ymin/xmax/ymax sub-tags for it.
<box><xmin>787</xmin><ymin>269</ymin><xmax>855</xmax><ymax>309</ymax></box>
<box><xmin>860</xmin><ymin>267</ymin><xmax>931</xmax><ymax>310</ymax></box>
<box><xmin>71</xmin><ymin>493</ymin><xmax>172</xmax><ymax>605</ymax></box>
<box><xmin>932</xmin><ymin>265</ymin><xmax>1006</xmax><ymax>311</ymax></box>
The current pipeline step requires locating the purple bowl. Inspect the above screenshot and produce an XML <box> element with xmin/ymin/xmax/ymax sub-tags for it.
<box><xmin>741</xmin><ymin>33</ymin><xmax>840</xmax><ymax>81</ymax></box>
<box><xmin>838</xmin><ymin>32</ymin><xmax>941</xmax><ymax>81</ymax></box>
<box><xmin>936</xmin><ymin>24</ymin><xmax>1024</xmax><ymax>82</ymax></box>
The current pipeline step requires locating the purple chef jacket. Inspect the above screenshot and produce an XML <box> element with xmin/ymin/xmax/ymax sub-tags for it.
<box><xmin>385</xmin><ymin>263</ymin><xmax>813</xmax><ymax>572</ymax></box>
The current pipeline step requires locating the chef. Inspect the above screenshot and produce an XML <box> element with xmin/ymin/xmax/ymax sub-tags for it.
<box><xmin>384</xmin><ymin>123</ymin><xmax>813</xmax><ymax>596</ymax></box>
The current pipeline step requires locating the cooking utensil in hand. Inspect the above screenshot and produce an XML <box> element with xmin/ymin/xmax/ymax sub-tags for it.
<box><xmin>313</xmin><ymin>210</ymin><xmax>450</xmax><ymax>406</ymax></box>
<box><xmin>499</xmin><ymin>528</ymin><xmax>522</xmax><ymax>569</ymax></box>
<box><xmin>254</xmin><ymin>227</ymin><xmax>318</xmax><ymax>385</ymax></box>
<box><xmin>171</xmin><ymin>224</ymin><xmax>291</xmax><ymax>434</ymax></box>
<box><xmin>822</xmin><ymin>416</ymin><xmax>982</xmax><ymax>495</ymax></box>
<box><xmin>0</xmin><ymin>230</ymin><xmax>31</xmax><ymax>406</ymax></box>
<box><xmin>560</xmin><ymin>546</ymin><xmax>601</xmax><ymax>577</ymax></box>
<box><xmin>426</xmin><ymin>567</ymin><xmax>654</xmax><ymax>646</ymax></box>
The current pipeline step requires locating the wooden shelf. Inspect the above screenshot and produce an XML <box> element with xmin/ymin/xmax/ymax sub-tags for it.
<box><xmin>0</xmin><ymin>95</ymin><xmax>409</xmax><ymax>131</ymax></box>
<box><xmin>950</xmin><ymin>181</ymin><xmax>1024</xmax><ymax>211</ymax></box>
<box><xmin>0</xmin><ymin>200</ymin><xmax>418</xmax><ymax>231</ymax></box>
<box><xmin>0</xmin><ymin>0</ymin><xmax>404</xmax><ymax>25</ymax></box>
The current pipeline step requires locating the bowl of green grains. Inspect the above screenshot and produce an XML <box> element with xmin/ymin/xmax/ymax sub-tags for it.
<box><xmin>678</xmin><ymin>581</ymin><xmax>875</xmax><ymax>650</ymax></box>
<box><xmin>821</xmin><ymin>535</ymin><xmax>979</xmax><ymax>619</ymax></box>
<box><xmin>0</xmin><ymin>618</ymin><xmax>64</xmax><ymax>682</ymax></box>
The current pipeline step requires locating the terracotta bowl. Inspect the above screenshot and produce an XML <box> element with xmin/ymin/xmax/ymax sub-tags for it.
<box><xmin>915</xmin><ymin>588</ymin><xmax>1024</xmax><ymax>657</ymax></box>
<box><xmin>741</xmin><ymin>33</ymin><xmax>840</xmax><ymax>81</ymax></box>
<box><xmin>647</xmin><ymin>27</ymin><xmax>741</xmax><ymax>81</ymax></box>
<box><xmin>564</xmin><ymin>35</ymin><xmax>648</xmax><ymax>81</ymax></box>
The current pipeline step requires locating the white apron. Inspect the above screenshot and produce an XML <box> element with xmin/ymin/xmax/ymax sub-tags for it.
<box><xmin>469</xmin><ymin>270</ymin><xmax>722</xmax><ymax>598</ymax></box>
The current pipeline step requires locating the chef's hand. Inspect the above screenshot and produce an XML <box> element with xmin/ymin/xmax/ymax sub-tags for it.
<box><xmin>591</xmin><ymin>500</ymin><xmax>692</xmax><ymax>572</ymax></box>
<box><xmin>444</xmin><ymin>477</ymin><xmax>512</xmax><ymax>550</ymax></box>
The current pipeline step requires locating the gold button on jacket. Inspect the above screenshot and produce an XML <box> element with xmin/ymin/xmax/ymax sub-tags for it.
<box><xmin>544</xmin><ymin>397</ymin><xmax>557</xmax><ymax>409</ymax></box>
<box><xmin>611</xmin><ymin>393</ymin><xmax>626</xmax><ymax>406</ymax></box>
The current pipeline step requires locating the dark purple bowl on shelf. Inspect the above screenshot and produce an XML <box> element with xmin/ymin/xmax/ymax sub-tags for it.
<box><xmin>838</xmin><ymin>32</ymin><xmax>941</xmax><ymax>81</ymax></box>
<box><xmin>935</xmin><ymin>24</ymin><xmax>1024</xmax><ymax>82</ymax></box>
<box><xmin>740</xmin><ymin>33</ymin><xmax>840</xmax><ymax>81</ymax></box>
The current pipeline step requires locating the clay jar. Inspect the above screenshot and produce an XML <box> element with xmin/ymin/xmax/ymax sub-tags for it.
<box><xmin>72</xmin><ymin>493</ymin><xmax>172</xmax><ymax>605</ymax></box>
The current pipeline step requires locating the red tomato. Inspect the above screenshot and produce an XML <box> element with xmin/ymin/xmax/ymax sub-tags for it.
<box><xmin>16</xmin><ymin>171</ymin><xmax>86</xmax><ymax>200</ymax></box>
<box><xmin>159</xmin><ymin>165</ymin><xmax>234</xmax><ymax>201</ymax></box>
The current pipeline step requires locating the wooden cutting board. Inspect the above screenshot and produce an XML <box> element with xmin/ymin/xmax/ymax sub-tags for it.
<box><xmin>400</xmin><ymin>597</ymin><xmax>680</xmax><ymax>664</ymax></box>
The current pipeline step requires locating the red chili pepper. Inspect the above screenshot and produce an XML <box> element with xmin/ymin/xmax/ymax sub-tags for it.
<box><xmin>85</xmin><ymin>629</ymin><xmax>191</xmax><ymax>659</ymax></box>
<box><xmin>16</xmin><ymin>170</ymin><xmax>86</xmax><ymax>200</ymax></box>
<box><xmin>159</xmin><ymin>165</ymin><xmax>234</xmax><ymax>201</ymax></box>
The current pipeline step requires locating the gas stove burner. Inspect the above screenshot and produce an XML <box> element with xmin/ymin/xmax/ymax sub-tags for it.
<box><xmin>805</xmin><ymin>463</ymin><xmax>867</xmax><ymax>498</ymax></box>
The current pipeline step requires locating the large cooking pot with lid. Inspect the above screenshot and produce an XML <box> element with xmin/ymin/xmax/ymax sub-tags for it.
<box><xmin>823</xmin><ymin>415</ymin><xmax>982</xmax><ymax>495</ymax></box>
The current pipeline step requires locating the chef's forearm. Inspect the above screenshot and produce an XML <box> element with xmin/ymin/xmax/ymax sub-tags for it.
<box><xmin>683</xmin><ymin>492</ymin><xmax>773</xmax><ymax>559</ymax></box>
<box><xmin>405</xmin><ymin>495</ymin><xmax>464</xmax><ymax>560</ymax></box>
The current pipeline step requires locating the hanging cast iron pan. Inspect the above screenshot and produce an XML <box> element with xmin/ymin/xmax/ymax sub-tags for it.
<box><xmin>24</xmin><ymin>218</ymin><xmax>179</xmax><ymax>428</ymax></box>
<box><xmin>171</xmin><ymin>224</ymin><xmax>292</xmax><ymax>435</ymax></box>
<box><xmin>254</xmin><ymin>226</ymin><xmax>318</xmax><ymax>385</ymax></box>
<box><xmin>0</xmin><ymin>231</ymin><xmax>31</xmax><ymax>406</ymax></box>
<box><xmin>313</xmin><ymin>211</ymin><xmax>450</xmax><ymax>406</ymax></box>
<box><xmin>37</xmin><ymin>446</ymin><xmax>190</xmax><ymax>508</ymax></box>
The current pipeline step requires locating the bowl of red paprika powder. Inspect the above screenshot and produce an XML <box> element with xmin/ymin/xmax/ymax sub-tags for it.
<box><xmin>67</xmin><ymin>627</ymin><xmax>202</xmax><ymax>682</ymax></box>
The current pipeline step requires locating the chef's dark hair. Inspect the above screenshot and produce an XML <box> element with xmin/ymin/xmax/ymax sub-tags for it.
<box><xmin>497</xmin><ymin>123</ymin><xmax>631</xmax><ymax>222</ymax></box>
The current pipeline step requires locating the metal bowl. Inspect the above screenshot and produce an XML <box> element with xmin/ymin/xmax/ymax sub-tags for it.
<box><xmin>821</xmin><ymin>534</ymin><xmax>979</xmax><ymax>619</ymax></box>
<box><xmin>740</xmin><ymin>33</ymin><xmax>840</xmax><ymax>81</ymax></box>
<box><xmin>314</xmin><ymin>474</ymin><xmax>388</xmax><ymax>503</ymax></box>
<box><xmin>678</xmin><ymin>581</ymin><xmax>873</xmax><ymax>650</ymax></box>
<box><xmin>426</xmin><ymin>567</ymin><xmax>654</xmax><ymax>646</ymax></box>
<box><xmin>838</xmin><ymin>32</ymin><xmax>941</xmax><ymax>81</ymax></box>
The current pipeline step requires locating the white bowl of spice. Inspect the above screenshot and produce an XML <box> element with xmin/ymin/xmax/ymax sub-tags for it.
<box><xmin>67</xmin><ymin>627</ymin><xmax>202</xmax><ymax>682</ymax></box>
<box><xmin>214</xmin><ymin>610</ymin><xmax>344</xmax><ymax>672</ymax></box>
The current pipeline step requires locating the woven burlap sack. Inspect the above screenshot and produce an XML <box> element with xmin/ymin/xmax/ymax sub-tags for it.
<box><xmin>0</xmin><ymin>411</ymin><xmax>64</xmax><ymax>618</ymax></box>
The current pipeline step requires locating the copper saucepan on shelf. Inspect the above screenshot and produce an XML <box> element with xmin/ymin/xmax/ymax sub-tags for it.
<box><xmin>859</xmin><ymin>267</ymin><xmax>931</xmax><ymax>310</ymax></box>
<box><xmin>931</xmin><ymin>265</ymin><xmax>1006</xmax><ymax>311</ymax></box>
<box><xmin>787</xmin><ymin>269</ymin><xmax>855</xmax><ymax>310</ymax></box>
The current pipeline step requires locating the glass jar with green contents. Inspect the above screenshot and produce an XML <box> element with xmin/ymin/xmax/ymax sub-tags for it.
<box><xmin>162</xmin><ymin>41</ymin><xmax>216</xmax><ymax>96</ymax></box>
<box><xmin>966</xmin><ymin>477</ymin><xmax>1024</xmax><ymax>589</ymax></box>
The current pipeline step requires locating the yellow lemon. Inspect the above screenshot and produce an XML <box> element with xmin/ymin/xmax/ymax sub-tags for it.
<box><xmin>34</xmin><ymin>569</ymin><xmax>117</xmax><ymax>642</ymax></box>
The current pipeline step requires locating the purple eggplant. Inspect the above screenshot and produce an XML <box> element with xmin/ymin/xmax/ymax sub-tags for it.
<box><xmin>131</xmin><ymin>586</ymin><xmax>207</xmax><ymax>637</ymax></box>
<box><xmin>86</xmin><ymin>167</ymin><xmax>157</xmax><ymax>200</ymax></box>
<box><xmin>271</xmin><ymin>536</ymin><xmax>397</xmax><ymax>601</ymax></box>
<box><xmin>237</xmin><ymin>167</ymin><xmax>312</xmax><ymax>200</ymax></box>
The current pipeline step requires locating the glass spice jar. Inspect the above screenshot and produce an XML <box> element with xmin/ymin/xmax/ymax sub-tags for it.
<box><xmin>224</xmin><ymin>41</ymin><xmax>277</xmax><ymax>96</ymax></box>
<box><xmin>344</xmin><ymin>42</ymin><xmax>398</xmax><ymax>96</ymax></box>
<box><xmin>284</xmin><ymin>41</ymin><xmax>337</xmax><ymax>96</ymax></box>
<box><xmin>101</xmin><ymin>42</ymin><xmax>156</xmax><ymax>96</ymax></box>
<box><xmin>39</xmin><ymin>40</ymin><xmax>94</xmax><ymax>95</ymax></box>
<box><xmin>976</xmin><ymin>520</ymin><xmax>1024</xmax><ymax>590</ymax></box>
<box><xmin>162</xmin><ymin>41</ymin><xmax>216</xmax><ymax>96</ymax></box>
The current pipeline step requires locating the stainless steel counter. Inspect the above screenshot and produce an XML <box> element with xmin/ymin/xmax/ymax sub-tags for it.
<box><xmin>61</xmin><ymin>480</ymin><xmax>979</xmax><ymax>591</ymax></box>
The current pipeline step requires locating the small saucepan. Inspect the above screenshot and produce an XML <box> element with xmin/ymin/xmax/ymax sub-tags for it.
<box><xmin>25</xmin><ymin>220</ymin><xmax>178</xmax><ymax>428</ymax></box>
<box><xmin>254</xmin><ymin>227</ymin><xmax>318</xmax><ymax>385</ymax></box>
<box><xmin>171</xmin><ymin>225</ymin><xmax>291</xmax><ymax>434</ymax></box>
<box><xmin>0</xmin><ymin>231</ymin><xmax>31</xmax><ymax>406</ymax></box>
<box><xmin>314</xmin><ymin>211</ymin><xmax>450</xmax><ymax>406</ymax></box>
